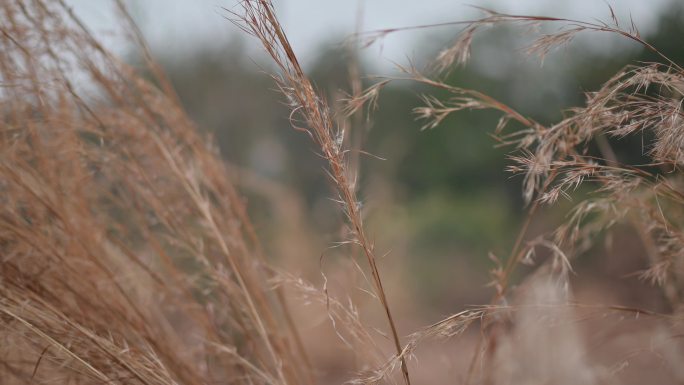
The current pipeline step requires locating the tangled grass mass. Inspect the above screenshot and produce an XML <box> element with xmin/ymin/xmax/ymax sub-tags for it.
<box><xmin>2</xmin><ymin>0</ymin><xmax>684</xmax><ymax>384</ymax></box>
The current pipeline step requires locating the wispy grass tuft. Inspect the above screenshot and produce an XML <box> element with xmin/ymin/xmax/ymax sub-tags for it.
<box><xmin>0</xmin><ymin>1</ymin><xmax>311</xmax><ymax>384</ymax></box>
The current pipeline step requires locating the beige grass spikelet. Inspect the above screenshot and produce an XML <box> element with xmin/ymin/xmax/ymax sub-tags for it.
<box><xmin>492</xmin><ymin>278</ymin><xmax>597</xmax><ymax>385</ymax></box>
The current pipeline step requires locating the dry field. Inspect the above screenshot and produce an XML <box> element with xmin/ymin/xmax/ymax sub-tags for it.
<box><xmin>1</xmin><ymin>1</ymin><xmax>684</xmax><ymax>384</ymax></box>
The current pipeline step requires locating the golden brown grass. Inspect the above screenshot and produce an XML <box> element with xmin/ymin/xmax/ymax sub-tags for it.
<box><xmin>235</xmin><ymin>2</ymin><xmax>684</xmax><ymax>384</ymax></box>
<box><xmin>0</xmin><ymin>1</ymin><xmax>311</xmax><ymax>384</ymax></box>
<box><xmin>3</xmin><ymin>1</ymin><xmax>684</xmax><ymax>384</ymax></box>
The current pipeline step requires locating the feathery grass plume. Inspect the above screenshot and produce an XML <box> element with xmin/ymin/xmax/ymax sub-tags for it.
<box><xmin>231</xmin><ymin>1</ymin><xmax>411</xmax><ymax>384</ymax></box>
<box><xmin>491</xmin><ymin>278</ymin><xmax>597</xmax><ymax>385</ymax></box>
<box><xmin>350</xmin><ymin>308</ymin><xmax>485</xmax><ymax>385</ymax></box>
<box><xmin>270</xmin><ymin>273</ymin><xmax>387</xmax><ymax>367</ymax></box>
<box><xmin>359</xmin><ymin>4</ymin><xmax>684</xmax><ymax>297</ymax></box>
<box><xmin>344</xmin><ymin>5</ymin><xmax>684</xmax><ymax>382</ymax></box>
<box><xmin>0</xmin><ymin>1</ymin><xmax>311</xmax><ymax>384</ymax></box>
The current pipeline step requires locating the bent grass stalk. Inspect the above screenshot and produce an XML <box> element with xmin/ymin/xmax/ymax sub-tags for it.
<box><xmin>233</xmin><ymin>1</ymin><xmax>411</xmax><ymax>384</ymax></box>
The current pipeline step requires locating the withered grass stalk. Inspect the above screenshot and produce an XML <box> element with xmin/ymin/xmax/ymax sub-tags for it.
<box><xmin>232</xmin><ymin>1</ymin><xmax>411</xmax><ymax>384</ymax></box>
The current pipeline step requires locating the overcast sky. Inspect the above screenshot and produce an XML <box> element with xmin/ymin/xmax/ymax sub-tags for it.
<box><xmin>68</xmin><ymin>0</ymin><xmax>675</xmax><ymax>67</ymax></box>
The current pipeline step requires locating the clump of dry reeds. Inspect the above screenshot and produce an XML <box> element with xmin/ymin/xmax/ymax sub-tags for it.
<box><xmin>0</xmin><ymin>1</ymin><xmax>312</xmax><ymax>384</ymax></box>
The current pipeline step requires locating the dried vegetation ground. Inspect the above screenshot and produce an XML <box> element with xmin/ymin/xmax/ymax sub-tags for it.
<box><xmin>2</xmin><ymin>1</ymin><xmax>684</xmax><ymax>384</ymax></box>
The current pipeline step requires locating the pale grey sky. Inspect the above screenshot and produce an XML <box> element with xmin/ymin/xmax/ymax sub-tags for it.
<box><xmin>68</xmin><ymin>0</ymin><xmax>674</xmax><ymax>68</ymax></box>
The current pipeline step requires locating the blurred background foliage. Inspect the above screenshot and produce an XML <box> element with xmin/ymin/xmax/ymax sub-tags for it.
<box><xmin>137</xmin><ymin>3</ymin><xmax>684</xmax><ymax>311</ymax></box>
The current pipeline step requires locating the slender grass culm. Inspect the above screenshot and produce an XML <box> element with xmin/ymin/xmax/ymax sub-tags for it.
<box><xmin>231</xmin><ymin>2</ymin><xmax>412</xmax><ymax>385</ymax></box>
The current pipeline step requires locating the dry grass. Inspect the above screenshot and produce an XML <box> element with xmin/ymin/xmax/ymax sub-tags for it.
<box><xmin>346</xmin><ymin>6</ymin><xmax>684</xmax><ymax>384</ymax></box>
<box><xmin>2</xmin><ymin>0</ymin><xmax>684</xmax><ymax>384</ymax></box>
<box><xmin>0</xmin><ymin>1</ymin><xmax>311</xmax><ymax>384</ymax></box>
